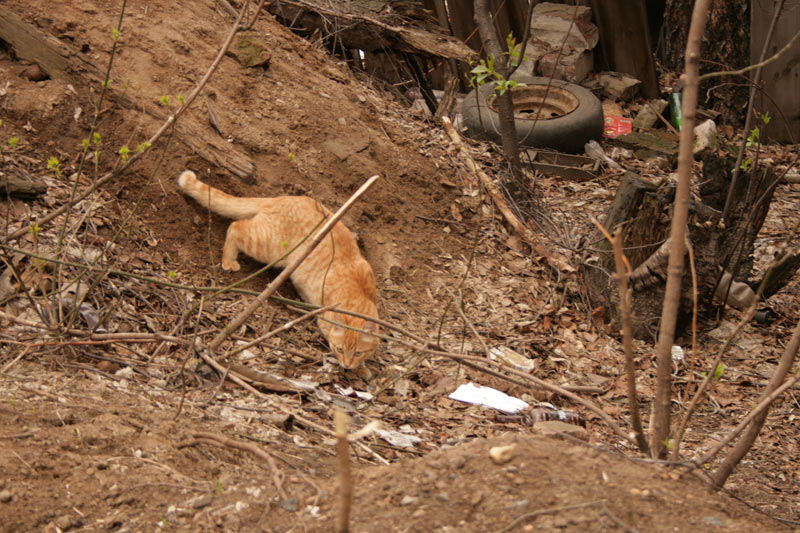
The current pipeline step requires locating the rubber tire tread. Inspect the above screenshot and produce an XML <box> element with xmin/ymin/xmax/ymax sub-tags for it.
<box><xmin>460</xmin><ymin>76</ymin><xmax>604</xmax><ymax>153</ymax></box>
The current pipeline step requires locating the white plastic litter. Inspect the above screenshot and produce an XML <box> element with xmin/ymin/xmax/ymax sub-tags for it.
<box><xmin>584</xmin><ymin>140</ymin><xmax>623</xmax><ymax>170</ymax></box>
<box><xmin>448</xmin><ymin>382</ymin><xmax>529</xmax><ymax>414</ymax></box>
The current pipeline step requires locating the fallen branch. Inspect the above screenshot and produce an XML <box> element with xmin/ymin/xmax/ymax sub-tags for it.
<box><xmin>176</xmin><ymin>431</ymin><xmax>286</xmax><ymax>499</ymax></box>
<box><xmin>224</xmin><ymin>303</ymin><xmax>336</xmax><ymax>359</ymax></box>
<box><xmin>193</xmin><ymin>342</ymin><xmax>389</xmax><ymax>466</ymax></box>
<box><xmin>441</xmin><ymin>117</ymin><xmax>538</xmax><ymax>245</ymax></box>
<box><xmin>0</xmin><ymin>309</ymin><xmax>190</xmax><ymax>345</ymax></box>
<box><xmin>497</xmin><ymin>500</ymin><xmax>608</xmax><ymax>533</ymax></box>
<box><xmin>694</xmin><ymin>364</ymin><xmax>799</xmax><ymax>472</ymax></box>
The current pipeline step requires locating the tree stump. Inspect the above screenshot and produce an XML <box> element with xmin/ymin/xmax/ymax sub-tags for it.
<box><xmin>585</xmin><ymin>154</ymin><xmax>796</xmax><ymax>340</ymax></box>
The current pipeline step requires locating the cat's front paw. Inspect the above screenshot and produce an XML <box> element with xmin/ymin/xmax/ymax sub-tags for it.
<box><xmin>222</xmin><ymin>260</ymin><xmax>241</xmax><ymax>271</ymax></box>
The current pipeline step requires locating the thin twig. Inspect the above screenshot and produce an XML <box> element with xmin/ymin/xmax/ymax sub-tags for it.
<box><xmin>650</xmin><ymin>0</ymin><xmax>711</xmax><ymax>458</ymax></box>
<box><xmin>723</xmin><ymin>0</ymin><xmax>788</xmax><ymax>222</ymax></box>
<box><xmin>708</xmin><ymin>318</ymin><xmax>800</xmax><ymax>486</ymax></box>
<box><xmin>441</xmin><ymin>117</ymin><xmax>537</xmax><ymax>244</ymax></box>
<box><xmin>224</xmin><ymin>303</ymin><xmax>336</xmax><ymax>359</ymax></box>
<box><xmin>335</xmin><ymin>410</ymin><xmax>352</xmax><ymax>533</ymax></box>
<box><xmin>602</xmin><ymin>505</ymin><xmax>642</xmax><ymax>533</ymax></box>
<box><xmin>453</xmin><ymin>288</ymin><xmax>490</xmax><ymax>358</ymax></box>
<box><xmin>699</xmin><ymin>28</ymin><xmax>799</xmax><ymax>82</ymax></box>
<box><xmin>177</xmin><ymin>431</ymin><xmax>286</xmax><ymax>499</ymax></box>
<box><xmin>175</xmin><ymin>294</ymin><xmax>205</xmax><ymax>420</ymax></box>
<box><xmin>497</xmin><ymin>500</ymin><xmax>607</xmax><ymax>533</ymax></box>
<box><xmin>0</xmin><ymin>309</ymin><xmax>189</xmax><ymax>344</ymax></box>
<box><xmin>193</xmin><ymin>347</ymin><xmax>388</xmax><ymax>465</ymax></box>
<box><xmin>605</xmin><ymin>222</ymin><xmax>649</xmax><ymax>454</ymax></box>
<box><xmin>695</xmin><ymin>363</ymin><xmax>800</xmax><ymax>470</ymax></box>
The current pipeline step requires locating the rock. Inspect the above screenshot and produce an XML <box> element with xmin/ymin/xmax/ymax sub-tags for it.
<box><xmin>714</xmin><ymin>271</ymin><xmax>755</xmax><ymax>309</ymax></box>
<box><xmin>633</xmin><ymin>99</ymin><xmax>668</xmax><ymax>129</ymax></box>
<box><xmin>488</xmin><ymin>346</ymin><xmax>535</xmax><ymax>372</ymax></box>
<box><xmin>0</xmin><ymin>489</ymin><xmax>12</xmax><ymax>503</ymax></box>
<box><xmin>51</xmin><ymin>514</ymin><xmax>82</xmax><ymax>531</ymax></box>
<box><xmin>54</xmin><ymin>516</ymin><xmax>72</xmax><ymax>530</ymax></box>
<box><xmin>230</xmin><ymin>33</ymin><xmax>271</xmax><ymax>69</ymax></box>
<box><xmin>534</xmin><ymin>420</ymin><xmax>589</xmax><ymax>440</ymax></box>
<box><xmin>597</xmin><ymin>71</ymin><xmax>641</xmax><ymax>101</ymax></box>
<box><xmin>538</xmin><ymin>49</ymin><xmax>594</xmax><ymax>84</ymax></box>
<box><xmin>400</xmin><ymin>495</ymin><xmax>417</xmax><ymax>506</ymax></box>
<box><xmin>489</xmin><ymin>444</ymin><xmax>516</xmax><ymax>464</ymax></box>
<box><xmin>703</xmin><ymin>516</ymin><xmax>726</xmax><ymax>527</ymax></box>
<box><xmin>518</xmin><ymin>2</ymin><xmax>599</xmax><ymax>83</ymax></box>
<box><xmin>280</xmin><ymin>497</ymin><xmax>299</xmax><ymax>512</ymax></box>
<box><xmin>323</xmin><ymin>137</ymin><xmax>370</xmax><ymax>161</ymax></box>
<box><xmin>693</xmin><ymin>119</ymin><xmax>718</xmax><ymax>153</ymax></box>
<box><xmin>615</xmin><ymin>131</ymin><xmax>679</xmax><ymax>155</ymax></box>
<box><xmin>530</xmin><ymin>3</ymin><xmax>598</xmax><ymax>49</ymax></box>
<box><xmin>187</xmin><ymin>493</ymin><xmax>214</xmax><ymax>509</ymax></box>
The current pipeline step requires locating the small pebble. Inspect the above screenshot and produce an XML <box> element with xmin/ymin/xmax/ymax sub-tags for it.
<box><xmin>0</xmin><ymin>490</ymin><xmax>12</xmax><ymax>503</ymax></box>
<box><xmin>489</xmin><ymin>444</ymin><xmax>516</xmax><ymax>464</ymax></box>
<box><xmin>188</xmin><ymin>493</ymin><xmax>213</xmax><ymax>509</ymax></box>
<box><xmin>280</xmin><ymin>497</ymin><xmax>299</xmax><ymax>512</ymax></box>
<box><xmin>400</xmin><ymin>495</ymin><xmax>417</xmax><ymax>506</ymax></box>
<box><xmin>703</xmin><ymin>516</ymin><xmax>726</xmax><ymax>527</ymax></box>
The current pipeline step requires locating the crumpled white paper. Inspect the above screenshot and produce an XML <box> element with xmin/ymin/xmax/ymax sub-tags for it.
<box><xmin>448</xmin><ymin>382</ymin><xmax>529</xmax><ymax>414</ymax></box>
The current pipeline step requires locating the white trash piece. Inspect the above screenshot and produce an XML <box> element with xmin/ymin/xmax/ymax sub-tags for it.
<box><xmin>449</xmin><ymin>382</ymin><xmax>529</xmax><ymax>414</ymax></box>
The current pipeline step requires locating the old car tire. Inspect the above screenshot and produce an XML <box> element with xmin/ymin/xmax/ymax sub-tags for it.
<box><xmin>460</xmin><ymin>76</ymin><xmax>603</xmax><ymax>153</ymax></box>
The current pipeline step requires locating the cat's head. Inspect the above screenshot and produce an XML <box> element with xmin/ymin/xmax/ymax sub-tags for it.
<box><xmin>328</xmin><ymin>315</ymin><xmax>379</xmax><ymax>369</ymax></box>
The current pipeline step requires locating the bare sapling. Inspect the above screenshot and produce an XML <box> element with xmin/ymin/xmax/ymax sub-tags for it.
<box><xmin>471</xmin><ymin>0</ymin><xmax>535</xmax><ymax>198</ymax></box>
<box><xmin>649</xmin><ymin>0</ymin><xmax>711</xmax><ymax>459</ymax></box>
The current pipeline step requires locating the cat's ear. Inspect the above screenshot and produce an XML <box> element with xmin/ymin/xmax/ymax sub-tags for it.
<box><xmin>360</xmin><ymin>321</ymin><xmax>379</xmax><ymax>346</ymax></box>
<box><xmin>329</xmin><ymin>325</ymin><xmax>346</xmax><ymax>344</ymax></box>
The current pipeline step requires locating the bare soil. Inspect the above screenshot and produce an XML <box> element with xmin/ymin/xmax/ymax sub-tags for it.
<box><xmin>1</xmin><ymin>1</ymin><xmax>798</xmax><ymax>532</ymax></box>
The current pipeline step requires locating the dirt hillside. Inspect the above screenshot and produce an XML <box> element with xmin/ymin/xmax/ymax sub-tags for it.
<box><xmin>0</xmin><ymin>1</ymin><xmax>798</xmax><ymax>531</ymax></box>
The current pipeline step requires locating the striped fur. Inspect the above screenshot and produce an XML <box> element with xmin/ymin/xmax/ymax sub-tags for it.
<box><xmin>178</xmin><ymin>170</ymin><xmax>379</xmax><ymax>368</ymax></box>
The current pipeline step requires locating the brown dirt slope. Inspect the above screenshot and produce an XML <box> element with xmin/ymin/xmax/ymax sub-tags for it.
<box><xmin>0</xmin><ymin>0</ymin><xmax>797</xmax><ymax>532</ymax></box>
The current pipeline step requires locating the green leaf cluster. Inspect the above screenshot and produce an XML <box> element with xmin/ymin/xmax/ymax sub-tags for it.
<box><xmin>467</xmin><ymin>32</ymin><xmax>527</xmax><ymax>96</ymax></box>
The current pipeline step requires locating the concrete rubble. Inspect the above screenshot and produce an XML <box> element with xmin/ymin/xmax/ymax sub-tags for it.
<box><xmin>517</xmin><ymin>2</ymin><xmax>599</xmax><ymax>83</ymax></box>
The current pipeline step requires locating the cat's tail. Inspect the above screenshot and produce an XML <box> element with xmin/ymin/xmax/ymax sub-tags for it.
<box><xmin>178</xmin><ymin>170</ymin><xmax>264</xmax><ymax>219</ymax></box>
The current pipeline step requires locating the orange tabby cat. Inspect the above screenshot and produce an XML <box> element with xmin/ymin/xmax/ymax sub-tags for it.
<box><xmin>178</xmin><ymin>170</ymin><xmax>379</xmax><ymax>369</ymax></box>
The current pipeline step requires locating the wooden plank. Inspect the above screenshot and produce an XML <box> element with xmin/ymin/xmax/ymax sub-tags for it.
<box><xmin>0</xmin><ymin>172</ymin><xmax>47</xmax><ymax>199</ymax></box>
<box><xmin>589</xmin><ymin>0</ymin><xmax>659</xmax><ymax>98</ymax></box>
<box><xmin>0</xmin><ymin>7</ymin><xmax>71</xmax><ymax>79</ymax></box>
<box><xmin>751</xmin><ymin>0</ymin><xmax>800</xmax><ymax>143</ymax></box>
<box><xmin>267</xmin><ymin>0</ymin><xmax>476</xmax><ymax>62</ymax></box>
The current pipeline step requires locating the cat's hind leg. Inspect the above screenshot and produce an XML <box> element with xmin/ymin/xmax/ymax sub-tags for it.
<box><xmin>221</xmin><ymin>220</ymin><xmax>247</xmax><ymax>271</ymax></box>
